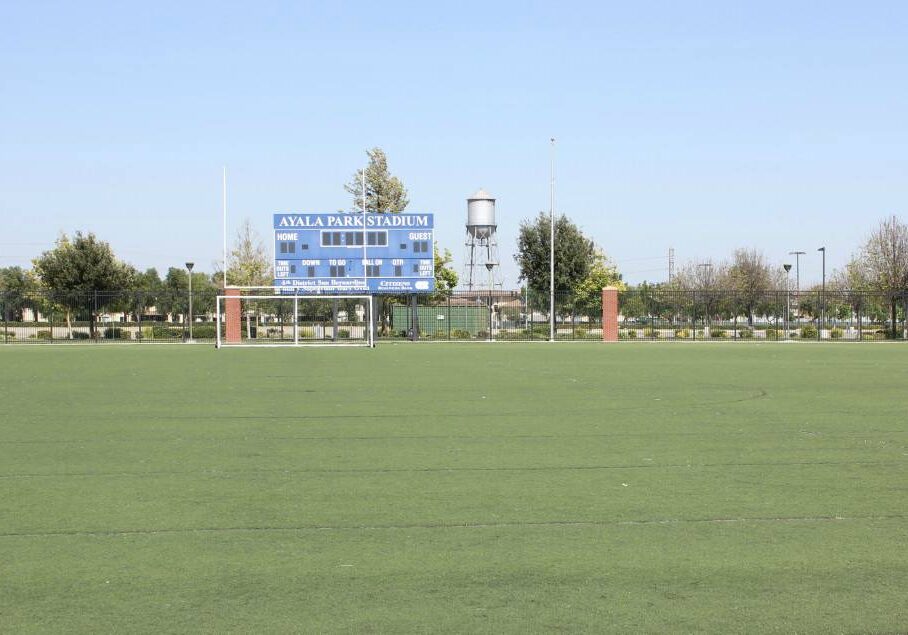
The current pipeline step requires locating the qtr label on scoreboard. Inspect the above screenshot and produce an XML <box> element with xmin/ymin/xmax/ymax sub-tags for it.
<box><xmin>272</xmin><ymin>213</ymin><xmax>436</xmax><ymax>293</ymax></box>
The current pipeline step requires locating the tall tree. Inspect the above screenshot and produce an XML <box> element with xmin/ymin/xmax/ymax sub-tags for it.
<box><xmin>572</xmin><ymin>250</ymin><xmax>625</xmax><ymax>318</ymax></box>
<box><xmin>861</xmin><ymin>215</ymin><xmax>908</xmax><ymax>337</ymax></box>
<box><xmin>727</xmin><ymin>248</ymin><xmax>779</xmax><ymax>325</ymax></box>
<box><xmin>0</xmin><ymin>266</ymin><xmax>39</xmax><ymax>321</ymax></box>
<box><xmin>32</xmin><ymin>232</ymin><xmax>134</xmax><ymax>337</ymax></box>
<box><xmin>673</xmin><ymin>261</ymin><xmax>729</xmax><ymax>324</ymax></box>
<box><xmin>432</xmin><ymin>243</ymin><xmax>458</xmax><ymax>298</ymax></box>
<box><xmin>223</xmin><ymin>219</ymin><xmax>272</xmax><ymax>287</ymax></box>
<box><xmin>158</xmin><ymin>267</ymin><xmax>217</xmax><ymax>319</ymax></box>
<box><xmin>344</xmin><ymin>148</ymin><xmax>409</xmax><ymax>213</ymax></box>
<box><xmin>515</xmin><ymin>212</ymin><xmax>595</xmax><ymax>309</ymax></box>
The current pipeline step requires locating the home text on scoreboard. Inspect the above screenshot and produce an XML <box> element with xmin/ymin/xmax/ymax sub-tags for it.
<box><xmin>272</xmin><ymin>213</ymin><xmax>435</xmax><ymax>293</ymax></box>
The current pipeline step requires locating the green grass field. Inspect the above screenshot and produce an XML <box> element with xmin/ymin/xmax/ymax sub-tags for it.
<box><xmin>1</xmin><ymin>343</ymin><xmax>906</xmax><ymax>632</ymax></box>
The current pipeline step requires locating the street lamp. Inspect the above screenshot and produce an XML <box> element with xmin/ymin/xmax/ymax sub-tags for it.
<box><xmin>698</xmin><ymin>262</ymin><xmax>713</xmax><ymax>337</ymax></box>
<box><xmin>817</xmin><ymin>247</ymin><xmax>826</xmax><ymax>340</ymax></box>
<box><xmin>186</xmin><ymin>262</ymin><xmax>194</xmax><ymax>342</ymax></box>
<box><xmin>788</xmin><ymin>251</ymin><xmax>805</xmax><ymax>295</ymax></box>
<box><xmin>783</xmin><ymin>264</ymin><xmax>792</xmax><ymax>340</ymax></box>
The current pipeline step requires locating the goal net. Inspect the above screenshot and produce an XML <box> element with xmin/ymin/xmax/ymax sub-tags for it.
<box><xmin>215</xmin><ymin>293</ymin><xmax>374</xmax><ymax>348</ymax></box>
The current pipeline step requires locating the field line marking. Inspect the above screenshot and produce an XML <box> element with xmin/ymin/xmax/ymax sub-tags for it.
<box><xmin>2</xmin><ymin>514</ymin><xmax>906</xmax><ymax>539</ymax></box>
<box><xmin>1</xmin><ymin>459</ymin><xmax>905</xmax><ymax>480</ymax></box>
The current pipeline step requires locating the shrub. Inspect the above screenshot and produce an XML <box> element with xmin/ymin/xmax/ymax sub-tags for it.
<box><xmin>2</xmin><ymin>332</ymin><xmax>15</xmax><ymax>339</ymax></box>
<box><xmin>451</xmin><ymin>329</ymin><xmax>472</xmax><ymax>339</ymax></box>
<box><xmin>73</xmin><ymin>331</ymin><xmax>91</xmax><ymax>339</ymax></box>
<box><xmin>674</xmin><ymin>329</ymin><xmax>689</xmax><ymax>339</ymax></box>
<box><xmin>36</xmin><ymin>330</ymin><xmax>53</xmax><ymax>340</ymax></box>
<box><xmin>736</xmin><ymin>328</ymin><xmax>753</xmax><ymax>339</ymax></box>
<box><xmin>103</xmin><ymin>327</ymin><xmax>130</xmax><ymax>340</ymax></box>
<box><xmin>625</xmin><ymin>329</ymin><xmax>637</xmax><ymax>339</ymax></box>
<box><xmin>142</xmin><ymin>325</ymin><xmax>183</xmax><ymax>339</ymax></box>
<box><xmin>800</xmin><ymin>324</ymin><xmax>818</xmax><ymax>339</ymax></box>
<box><xmin>477</xmin><ymin>330</ymin><xmax>489</xmax><ymax>339</ymax></box>
<box><xmin>189</xmin><ymin>324</ymin><xmax>217</xmax><ymax>339</ymax></box>
<box><xmin>337</xmin><ymin>329</ymin><xmax>350</xmax><ymax>339</ymax></box>
<box><xmin>830</xmin><ymin>328</ymin><xmax>844</xmax><ymax>340</ymax></box>
<box><xmin>642</xmin><ymin>328</ymin><xmax>656</xmax><ymax>338</ymax></box>
<box><xmin>711</xmin><ymin>328</ymin><xmax>727</xmax><ymax>339</ymax></box>
<box><xmin>574</xmin><ymin>327</ymin><xmax>589</xmax><ymax>339</ymax></box>
<box><xmin>764</xmin><ymin>328</ymin><xmax>780</xmax><ymax>340</ymax></box>
<box><xmin>299</xmin><ymin>326</ymin><xmax>315</xmax><ymax>338</ymax></box>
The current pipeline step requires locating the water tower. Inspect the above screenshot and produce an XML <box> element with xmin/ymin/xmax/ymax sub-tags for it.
<box><xmin>464</xmin><ymin>188</ymin><xmax>501</xmax><ymax>291</ymax></box>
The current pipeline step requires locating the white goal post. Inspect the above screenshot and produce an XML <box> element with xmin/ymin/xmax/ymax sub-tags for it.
<box><xmin>215</xmin><ymin>292</ymin><xmax>374</xmax><ymax>348</ymax></box>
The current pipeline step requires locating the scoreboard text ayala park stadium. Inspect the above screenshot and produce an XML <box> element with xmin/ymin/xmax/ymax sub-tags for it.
<box><xmin>273</xmin><ymin>213</ymin><xmax>435</xmax><ymax>294</ymax></box>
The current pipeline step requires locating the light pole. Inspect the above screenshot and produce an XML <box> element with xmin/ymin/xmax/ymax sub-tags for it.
<box><xmin>783</xmin><ymin>264</ymin><xmax>792</xmax><ymax>340</ymax></box>
<box><xmin>817</xmin><ymin>247</ymin><xmax>826</xmax><ymax>340</ymax></box>
<box><xmin>549</xmin><ymin>137</ymin><xmax>555</xmax><ymax>342</ymax></box>
<box><xmin>185</xmin><ymin>262</ymin><xmax>194</xmax><ymax>342</ymax></box>
<box><xmin>698</xmin><ymin>262</ymin><xmax>712</xmax><ymax>337</ymax></box>
<box><xmin>788</xmin><ymin>251</ymin><xmax>805</xmax><ymax>295</ymax></box>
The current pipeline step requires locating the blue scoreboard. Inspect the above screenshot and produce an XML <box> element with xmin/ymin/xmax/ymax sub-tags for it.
<box><xmin>273</xmin><ymin>212</ymin><xmax>435</xmax><ymax>293</ymax></box>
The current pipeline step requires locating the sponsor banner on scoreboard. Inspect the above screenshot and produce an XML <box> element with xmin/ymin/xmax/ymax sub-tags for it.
<box><xmin>272</xmin><ymin>212</ymin><xmax>435</xmax><ymax>294</ymax></box>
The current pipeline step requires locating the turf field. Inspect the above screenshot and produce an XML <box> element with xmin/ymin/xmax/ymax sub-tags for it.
<box><xmin>1</xmin><ymin>343</ymin><xmax>906</xmax><ymax>632</ymax></box>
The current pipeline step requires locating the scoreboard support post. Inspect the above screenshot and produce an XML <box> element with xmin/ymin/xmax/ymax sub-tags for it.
<box><xmin>409</xmin><ymin>294</ymin><xmax>420</xmax><ymax>341</ymax></box>
<box><xmin>293</xmin><ymin>295</ymin><xmax>299</xmax><ymax>345</ymax></box>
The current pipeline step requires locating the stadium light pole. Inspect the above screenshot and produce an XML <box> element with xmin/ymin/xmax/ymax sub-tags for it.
<box><xmin>818</xmin><ymin>247</ymin><xmax>826</xmax><ymax>340</ymax></box>
<box><xmin>186</xmin><ymin>262</ymin><xmax>194</xmax><ymax>342</ymax></box>
<box><xmin>549</xmin><ymin>137</ymin><xmax>555</xmax><ymax>342</ymax></box>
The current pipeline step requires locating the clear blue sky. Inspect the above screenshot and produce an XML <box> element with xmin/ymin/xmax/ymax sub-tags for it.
<box><xmin>2</xmin><ymin>1</ymin><xmax>906</xmax><ymax>286</ymax></box>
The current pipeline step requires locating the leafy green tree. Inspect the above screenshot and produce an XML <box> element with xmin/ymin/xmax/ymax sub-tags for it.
<box><xmin>158</xmin><ymin>268</ymin><xmax>218</xmax><ymax>319</ymax></box>
<box><xmin>572</xmin><ymin>250</ymin><xmax>624</xmax><ymax>318</ymax></box>
<box><xmin>515</xmin><ymin>212</ymin><xmax>595</xmax><ymax>310</ymax></box>
<box><xmin>32</xmin><ymin>232</ymin><xmax>134</xmax><ymax>337</ymax></box>
<box><xmin>344</xmin><ymin>148</ymin><xmax>409</xmax><ymax>213</ymax></box>
<box><xmin>432</xmin><ymin>243</ymin><xmax>458</xmax><ymax>299</ymax></box>
<box><xmin>0</xmin><ymin>266</ymin><xmax>39</xmax><ymax>321</ymax></box>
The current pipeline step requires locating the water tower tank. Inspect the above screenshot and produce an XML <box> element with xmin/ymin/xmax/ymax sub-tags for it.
<box><xmin>467</xmin><ymin>189</ymin><xmax>496</xmax><ymax>239</ymax></box>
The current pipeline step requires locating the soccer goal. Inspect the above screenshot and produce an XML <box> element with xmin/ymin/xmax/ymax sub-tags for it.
<box><xmin>215</xmin><ymin>292</ymin><xmax>374</xmax><ymax>348</ymax></box>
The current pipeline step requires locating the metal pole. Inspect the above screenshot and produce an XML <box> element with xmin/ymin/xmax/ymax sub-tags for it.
<box><xmin>186</xmin><ymin>262</ymin><xmax>195</xmax><ymax>342</ymax></box>
<box><xmin>818</xmin><ymin>247</ymin><xmax>826</xmax><ymax>340</ymax></box>
<box><xmin>215</xmin><ymin>294</ymin><xmax>221</xmax><ymax>348</ymax></box>
<box><xmin>293</xmin><ymin>296</ymin><xmax>299</xmax><ymax>345</ymax></box>
<box><xmin>549</xmin><ymin>137</ymin><xmax>555</xmax><ymax>342</ymax></box>
<box><xmin>222</xmin><ymin>167</ymin><xmax>228</xmax><ymax>289</ymax></box>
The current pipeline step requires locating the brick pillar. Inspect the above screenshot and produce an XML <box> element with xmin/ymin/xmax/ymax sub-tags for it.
<box><xmin>225</xmin><ymin>288</ymin><xmax>241</xmax><ymax>344</ymax></box>
<box><xmin>602</xmin><ymin>286</ymin><xmax>619</xmax><ymax>342</ymax></box>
